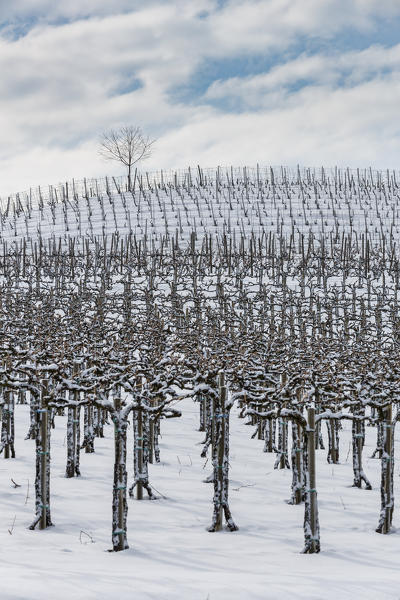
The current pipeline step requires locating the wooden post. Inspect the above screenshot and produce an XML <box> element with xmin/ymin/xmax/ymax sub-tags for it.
<box><xmin>257</xmin><ymin>402</ymin><xmax>263</xmax><ymax>440</ymax></box>
<box><xmin>148</xmin><ymin>414</ymin><xmax>154</xmax><ymax>465</ymax></box>
<box><xmin>356</xmin><ymin>418</ymin><xmax>362</xmax><ymax>481</ymax></box>
<box><xmin>279</xmin><ymin>418</ymin><xmax>288</xmax><ymax>469</ymax></box>
<box><xmin>308</xmin><ymin>407</ymin><xmax>317</xmax><ymax>553</ymax></box>
<box><xmin>211</xmin><ymin>391</ymin><xmax>217</xmax><ymax>452</ymax></box>
<box><xmin>137</xmin><ymin>406</ymin><xmax>143</xmax><ymax>500</ymax></box>
<box><xmin>148</xmin><ymin>396</ymin><xmax>158</xmax><ymax>465</ymax></box>
<box><xmin>4</xmin><ymin>390</ymin><xmax>10</xmax><ymax>459</ymax></box>
<box><xmin>72</xmin><ymin>362</ymin><xmax>80</xmax><ymax>476</ymax></box>
<box><xmin>215</xmin><ymin>372</ymin><xmax>226</xmax><ymax>531</ymax></box>
<box><xmin>118</xmin><ymin>483</ymin><xmax>124</xmax><ymax>550</ymax></box>
<box><xmin>40</xmin><ymin>380</ymin><xmax>49</xmax><ymax>530</ymax></box>
<box><xmin>280</xmin><ymin>373</ymin><xmax>288</xmax><ymax>468</ymax></box>
<box><xmin>72</xmin><ymin>405</ymin><xmax>77</xmax><ymax>473</ymax></box>
<box><xmin>85</xmin><ymin>405</ymin><xmax>93</xmax><ymax>453</ymax></box>
<box><xmin>202</xmin><ymin>397</ymin><xmax>207</xmax><ymax>430</ymax></box>
<box><xmin>199</xmin><ymin>396</ymin><xmax>206</xmax><ymax>430</ymax></box>
<box><xmin>383</xmin><ymin>405</ymin><xmax>393</xmax><ymax>534</ymax></box>
<box><xmin>114</xmin><ymin>393</ymin><xmax>124</xmax><ymax>552</ymax></box>
<box><xmin>250</xmin><ymin>402</ymin><xmax>257</xmax><ymax>425</ymax></box>
<box><xmin>331</xmin><ymin>420</ymin><xmax>338</xmax><ymax>463</ymax></box>
<box><xmin>268</xmin><ymin>418</ymin><xmax>274</xmax><ymax>452</ymax></box>
<box><xmin>10</xmin><ymin>390</ymin><xmax>15</xmax><ymax>455</ymax></box>
<box><xmin>295</xmin><ymin>423</ymin><xmax>303</xmax><ymax>504</ymax></box>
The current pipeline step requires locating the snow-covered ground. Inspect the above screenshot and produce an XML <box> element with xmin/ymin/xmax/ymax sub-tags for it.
<box><xmin>2</xmin><ymin>166</ymin><xmax>400</xmax><ymax>246</ymax></box>
<box><xmin>1</xmin><ymin>399</ymin><xmax>399</xmax><ymax>600</ymax></box>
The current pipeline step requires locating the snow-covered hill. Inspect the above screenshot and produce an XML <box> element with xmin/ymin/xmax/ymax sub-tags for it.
<box><xmin>1</xmin><ymin>166</ymin><xmax>400</xmax><ymax>246</ymax></box>
<box><xmin>1</xmin><ymin>166</ymin><xmax>400</xmax><ymax>600</ymax></box>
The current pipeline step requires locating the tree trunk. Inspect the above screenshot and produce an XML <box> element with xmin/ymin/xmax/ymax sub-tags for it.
<box><xmin>274</xmin><ymin>417</ymin><xmax>290</xmax><ymax>469</ymax></box>
<box><xmin>129</xmin><ymin>402</ymin><xmax>154</xmax><ymax>500</ymax></box>
<box><xmin>1</xmin><ymin>390</ymin><xmax>15</xmax><ymax>458</ymax></box>
<box><xmin>26</xmin><ymin>391</ymin><xmax>38</xmax><ymax>440</ymax></box>
<box><xmin>66</xmin><ymin>401</ymin><xmax>81</xmax><ymax>478</ymax></box>
<box><xmin>376</xmin><ymin>406</ymin><xmax>394</xmax><ymax>534</ymax></box>
<box><xmin>263</xmin><ymin>416</ymin><xmax>275</xmax><ymax>453</ymax></box>
<box><xmin>111</xmin><ymin>395</ymin><xmax>129</xmax><ymax>551</ymax></box>
<box><xmin>127</xmin><ymin>164</ymin><xmax>132</xmax><ymax>191</ymax></box>
<box><xmin>303</xmin><ymin>408</ymin><xmax>320</xmax><ymax>553</ymax></box>
<box><xmin>208</xmin><ymin>372</ymin><xmax>238</xmax><ymax>532</ymax></box>
<box><xmin>326</xmin><ymin>418</ymin><xmax>339</xmax><ymax>464</ymax></box>
<box><xmin>29</xmin><ymin>384</ymin><xmax>52</xmax><ymax>530</ymax></box>
<box><xmin>352</xmin><ymin>411</ymin><xmax>371</xmax><ymax>490</ymax></box>
<box><xmin>289</xmin><ymin>421</ymin><xmax>304</xmax><ymax>504</ymax></box>
<box><xmin>82</xmin><ymin>404</ymin><xmax>95</xmax><ymax>453</ymax></box>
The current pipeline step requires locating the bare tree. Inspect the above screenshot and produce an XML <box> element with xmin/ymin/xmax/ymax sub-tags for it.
<box><xmin>99</xmin><ymin>126</ymin><xmax>155</xmax><ymax>190</ymax></box>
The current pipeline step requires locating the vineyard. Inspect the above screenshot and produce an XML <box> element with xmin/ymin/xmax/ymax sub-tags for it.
<box><xmin>1</xmin><ymin>166</ymin><xmax>400</xmax><ymax>599</ymax></box>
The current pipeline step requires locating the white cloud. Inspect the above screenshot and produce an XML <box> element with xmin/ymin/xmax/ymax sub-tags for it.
<box><xmin>0</xmin><ymin>0</ymin><xmax>159</xmax><ymax>23</ymax></box>
<box><xmin>205</xmin><ymin>44</ymin><xmax>400</xmax><ymax>108</ymax></box>
<box><xmin>209</xmin><ymin>0</ymin><xmax>400</xmax><ymax>55</ymax></box>
<box><xmin>150</xmin><ymin>74</ymin><xmax>400</xmax><ymax>171</ymax></box>
<box><xmin>0</xmin><ymin>7</ymin><xmax>207</xmax><ymax>151</ymax></box>
<box><xmin>0</xmin><ymin>1</ymin><xmax>399</xmax><ymax>197</ymax></box>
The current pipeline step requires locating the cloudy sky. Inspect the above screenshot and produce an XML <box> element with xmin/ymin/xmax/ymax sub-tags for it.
<box><xmin>0</xmin><ymin>0</ymin><xmax>399</xmax><ymax>197</ymax></box>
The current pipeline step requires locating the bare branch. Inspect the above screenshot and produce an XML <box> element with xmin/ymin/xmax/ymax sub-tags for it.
<box><xmin>99</xmin><ymin>125</ymin><xmax>156</xmax><ymax>189</ymax></box>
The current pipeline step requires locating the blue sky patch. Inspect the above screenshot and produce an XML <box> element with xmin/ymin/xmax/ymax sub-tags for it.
<box><xmin>110</xmin><ymin>77</ymin><xmax>143</xmax><ymax>97</ymax></box>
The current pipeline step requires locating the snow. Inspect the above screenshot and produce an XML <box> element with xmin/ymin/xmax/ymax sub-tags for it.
<box><xmin>1</xmin><ymin>165</ymin><xmax>399</xmax><ymax>597</ymax></box>
<box><xmin>2</xmin><ymin>166</ymin><xmax>400</xmax><ymax>246</ymax></box>
<box><xmin>1</xmin><ymin>399</ymin><xmax>399</xmax><ymax>600</ymax></box>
